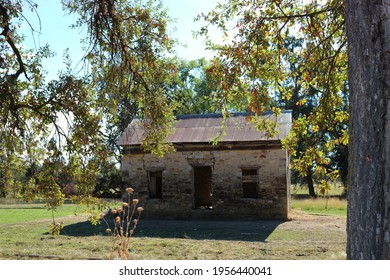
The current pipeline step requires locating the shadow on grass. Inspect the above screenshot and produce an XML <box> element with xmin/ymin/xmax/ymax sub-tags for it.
<box><xmin>60</xmin><ymin>221</ymin><xmax>104</xmax><ymax>237</ymax></box>
<box><xmin>61</xmin><ymin>219</ymin><xmax>285</xmax><ymax>242</ymax></box>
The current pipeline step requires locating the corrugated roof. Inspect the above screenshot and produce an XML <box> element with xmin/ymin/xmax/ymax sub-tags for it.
<box><xmin>118</xmin><ymin>112</ymin><xmax>292</xmax><ymax>146</ymax></box>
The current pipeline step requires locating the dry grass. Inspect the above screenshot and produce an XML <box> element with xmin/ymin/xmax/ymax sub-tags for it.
<box><xmin>290</xmin><ymin>183</ymin><xmax>346</xmax><ymax>197</ymax></box>
<box><xmin>0</xmin><ymin>196</ymin><xmax>347</xmax><ymax>260</ymax></box>
<box><xmin>291</xmin><ymin>197</ymin><xmax>347</xmax><ymax>217</ymax></box>
<box><xmin>0</xmin><ymin>206</ymin><xmax>346</xmax><ymax>260</ymax></box>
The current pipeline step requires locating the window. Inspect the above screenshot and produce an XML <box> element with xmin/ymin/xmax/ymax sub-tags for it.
<box><xmin>242</xmin><ymin>168</ymin><xmax>258</xmax><ymax>198</ymax></box>
<box><xmin>149</xmin><ymin>171</ymin><xmax>162</xmax><ymax>199</ymax></box>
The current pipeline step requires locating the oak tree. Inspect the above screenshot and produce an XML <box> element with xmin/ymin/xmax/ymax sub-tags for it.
<box><xmin>198</xmin><ymin>0</ymin><xmax>389</xmax><ymax>259</ymax></box>
<box><xmin>0</xmin><ymin>0</ymin><xmax>178</xmax><ymax>224</ymax></box>
<box><xmin>197</xmin><ymin>0</ymin><xmax>347</xmax><ymax>195</ymax></box>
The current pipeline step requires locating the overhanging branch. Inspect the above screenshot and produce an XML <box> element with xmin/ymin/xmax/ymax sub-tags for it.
<box><xmin>0</xmin><ymin>3</ymin><xmax>28</xmax><ymax>81</ymax></box>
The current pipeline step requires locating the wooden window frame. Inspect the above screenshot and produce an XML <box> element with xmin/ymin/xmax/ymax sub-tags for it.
<box><xmin>241</xmin><ymin>168</ymin><xmax>259</xmax><ymax>199</ymax></box>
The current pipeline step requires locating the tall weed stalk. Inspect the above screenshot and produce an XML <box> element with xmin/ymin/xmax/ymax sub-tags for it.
<box><xmin>102</xmin><ymin>187</ymin><xmax>143</xmax><ymax>259</ymax></box>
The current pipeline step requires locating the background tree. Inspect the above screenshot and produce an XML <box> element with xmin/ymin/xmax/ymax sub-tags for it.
<box><xmin>274</xmin><ymin>36</ymin><xmax>348</xmax><ymax>197</ymax></box>
<box><xmin>93</xmin><ymin>160</ymin><xmax>122</xmax><ymax>199</ymax></box>
<box><xmin>164</xmin><ymin>58</ymin><xmax>220</xmax><ymax>115</ymax></box>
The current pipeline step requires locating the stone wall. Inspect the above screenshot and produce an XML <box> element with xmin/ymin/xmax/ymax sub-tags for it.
<box><xmin>121</xmin><ymin>146</ymin><xmax>290</xmax><ymax>220</ymax></box>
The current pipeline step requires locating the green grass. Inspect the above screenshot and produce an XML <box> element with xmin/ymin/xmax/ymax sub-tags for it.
<box><xmin>290</xmin><ymin>183</ymin><xmax>347</xmax><ymax>217</ymax></box>
<box><xmin>291</xmin><ymin>197</ymin><xmax>347</xmax><ymax>217</ymax></box>
<box><xmin>0</xmin><ymin>204</ymin><xmax>87</xmax><ymax>225</ymax></box>
<box><xmin>0</xmin><ymin>213</ymin><xmax>346</xmax><ymax>260</ymax></box>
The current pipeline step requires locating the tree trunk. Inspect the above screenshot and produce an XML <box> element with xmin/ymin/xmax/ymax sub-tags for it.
<box><xmin>306</xmin><ymin>169</ymin><xmax>316</xmax><ymax>198</ymax></box>
<box><xmin>345</xmin><ymin>0</ymin><xmax>390</xmax><ymax>259</ymax></box>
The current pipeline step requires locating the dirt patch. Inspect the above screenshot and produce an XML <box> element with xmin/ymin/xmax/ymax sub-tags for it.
<box><xmin>286</xmin><ymin>209</ymin><xmax>346</xmax><ymax>230</ymax></box>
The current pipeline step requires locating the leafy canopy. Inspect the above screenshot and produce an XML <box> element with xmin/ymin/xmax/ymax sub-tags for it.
<box><xmin>0</xmin><ymin>0</ymin><xmax>178</xmax><ymax>222</ymax></box>
<box><xmin>1</xmin><ymin>0</ymin><xmax>350</xmax><ymax>211</ymax></box>
<box><xmin>196</xmin><ymin>0</ymin><xmax>348</xmax><ymax>192</ymax></box>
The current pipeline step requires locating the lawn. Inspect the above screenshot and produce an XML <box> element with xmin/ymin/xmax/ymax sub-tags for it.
<box><xmin>0</xmin><ymin>198</ymin><xmax>347</xmax><ymax>260</ymax></box>
<box><xmin>0</xmin><ymin>204</ymin><xmax>84</xmax><ymax>225</ymax></box>
<box><xmin>291</xmin><ymin>197</ymin><xmax>347</xmax><ymax>217</ymax></box>
<box><xmin>290</xmin><ymin>183</ymin><xmax>347</xmax><ymax>217</ymax></box>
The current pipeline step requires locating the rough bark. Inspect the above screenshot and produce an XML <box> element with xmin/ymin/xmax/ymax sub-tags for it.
<box><xmin>345</xmin><ymin>0</ymin><xmax>390</xmax><ymax>259</ymax></box>
<box><xmin>306</xmin><ymin>169</ymin><xmax>316</xmax><ymax>198</ymax></box>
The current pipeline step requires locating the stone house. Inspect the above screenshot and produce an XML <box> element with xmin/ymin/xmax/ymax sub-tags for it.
<box><xmin>118</xmin><ymin>112</ymin><xmax>292</xmax><ymax>220</ymax></box>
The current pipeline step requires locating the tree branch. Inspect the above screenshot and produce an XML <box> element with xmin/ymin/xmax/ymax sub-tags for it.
<box><xmin>260</xmin><ymin>4</ymin><xmax>342</xmax><ymax>22</ymax></box>
<box><xmin>0</xmin><ymin>3</ymin><xmax>28</xmax><ymax>80</ymax></box>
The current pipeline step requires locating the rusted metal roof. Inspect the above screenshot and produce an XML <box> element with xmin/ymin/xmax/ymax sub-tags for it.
<box><xmin>118</xmin><ymin>112</ymin><xmax>292</xmax><ymax>146</ymax></box>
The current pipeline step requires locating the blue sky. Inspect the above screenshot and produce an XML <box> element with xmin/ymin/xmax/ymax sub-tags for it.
<box><xmin>22</xmin><ymin>0</ymin><xmax>223</xmax><ymax>80</ymax></box>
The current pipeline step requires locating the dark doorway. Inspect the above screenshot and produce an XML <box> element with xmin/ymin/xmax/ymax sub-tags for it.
<box><xmin>149</xmin><ymin>171</ymin><xmax>162</xmax><ymax>199</ymax></box>
<box><xmin>193</xmin><ymin>166</ymin><xmax>212</xmax><ymax>209</ymax></box>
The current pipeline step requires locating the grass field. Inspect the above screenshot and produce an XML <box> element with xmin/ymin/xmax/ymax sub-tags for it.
<box><xmin>0</xmin><ymin>197</ymin><xmax>347</xmax><ymax>260</ymax></box>
<box><xmin>290</xmin><ymin>184</ymin><xmax>347</xmax><ymax>216</ymax></box>
<box><xmin>291</xmin><ymin>198</ymin><xmax>347</xmax><ymax>217</ymax></box>
<box><xmin>0</xmin><ymin>204</ymin><xmax>85</xmax><ymax>225</ymax></box>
